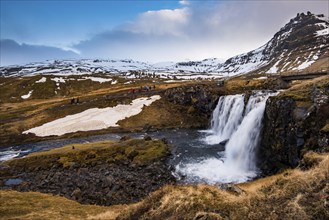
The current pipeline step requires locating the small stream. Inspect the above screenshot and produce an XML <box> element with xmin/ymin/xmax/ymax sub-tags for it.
<box><xmin>0</xmin><ymin>129</ymin><xmax>224</xmax><ymax>183</ymax></box>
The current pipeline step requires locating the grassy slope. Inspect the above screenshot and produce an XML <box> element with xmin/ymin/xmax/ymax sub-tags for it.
<box><xmin>1</xmin><ymin>152</ymin><xmax>328</xmax><ymax>220</ymax></box>
<box><xmin>278</xmin><ymin>75</ymin><xmax>329</xmax><ymax>107</ymax></box>
<box><xmin>0</xmin><ymin>75</ymin><xmax>197</xmax><ymax>147</ymax></box>
<box><xmin>118</xmin><ymin>96</ymin><xmax>208</xmax><ymax>130</ymax></box>
<box><xmin>0</xmin><ymin>138</ymin><xmax>170</xmax><ymax>220</ymax></box>
<box><xmin>0</xmin><ymin>190</ymin><xmax>124</xmax><ymax>220</ymax></box>
<box><xmin>1</xmin><ymin>72</ymin><xmax>295</xmax><ymax>148</ymax></box>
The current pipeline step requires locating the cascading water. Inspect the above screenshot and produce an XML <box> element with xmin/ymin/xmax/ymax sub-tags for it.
<box><xmin>176</xmin><ymin>91</ymin><xmax>277</xmax><ymax>184</ymax></box>
<box><xmin>203</xmin><ymin>94</ymin><xmax>245</xmax><ymax>145</ymax></box>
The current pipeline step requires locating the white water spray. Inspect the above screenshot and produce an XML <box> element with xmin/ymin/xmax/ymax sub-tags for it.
<box><xmin>176</xmin><ymin>91</ymin><xmax>277</xmax><ymax>184</ymax></box>
<box><xmin>223</xmin><ymin>93</ymin><xmax>270</xmax><ymax>180</ymax></box>
<box><xmin>203</xmin><ymin>94</ymin><xmax>245</xmax><ymax>145</ymax></box>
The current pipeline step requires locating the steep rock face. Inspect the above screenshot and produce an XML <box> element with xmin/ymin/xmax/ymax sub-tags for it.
<box><xmin>259</xmin><ymin>83</ymin><xmax>329</xmax><ymax>175</ymax></box>
<box><xmin>164</xmin><ymin>84</ymin><xmax>221</xmax><ymax>117</ymax></box>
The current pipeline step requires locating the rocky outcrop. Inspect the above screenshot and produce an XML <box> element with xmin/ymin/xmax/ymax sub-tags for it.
<box><xmin>258</xmin><ymin>82</ymin><xmax>329</xmax><ymax>175</ymax></box>
<box><xmin>5</xmin><ymin>160</ymin><xmax>174</xmax><ymax>206</ymax></box>
<box><xmin>164</xmin><ymin>84</ymin><xmax>221</xmax><ymax>117</ymax></box>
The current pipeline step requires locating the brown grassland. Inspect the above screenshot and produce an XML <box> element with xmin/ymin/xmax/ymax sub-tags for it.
<box><xmin>1</xmin><ymin>151</ymin><xmax>328</xmax><ymax>219</ymax></box>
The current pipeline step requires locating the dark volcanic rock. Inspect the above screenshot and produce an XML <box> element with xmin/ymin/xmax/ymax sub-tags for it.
<box><xmin>164</xmin><ymin>84</ymin><xmax>220</xmax><ymax>117</ymax></box>
<box><xmin>0</xmin><ymin>139</ymin><xmax>176</xmax><ymax>206</ymax></box>
<box><xmin>259</xmin><ymin>85</ymin><xmax>329</xmax><ymax>175</ymax></box>
<box><xmin>1</xmin><ymin>160</ymin><xmax>175</xmax><ymax>206</ymax></box>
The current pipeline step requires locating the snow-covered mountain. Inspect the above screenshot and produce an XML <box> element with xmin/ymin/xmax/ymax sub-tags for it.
<box><xmin>217</xmin><ymin>12</ymin><xmax>329</xmax><ymax>75</ymax></box>
<box><xmin>0</xmin><ymin>59</ymin><xmax>154</xmax><ymax>77</ymax></box>
<box><xmin>1</xmin><ymin>12</ymin><xmax>328</xmax><ymax>77</ymax></box>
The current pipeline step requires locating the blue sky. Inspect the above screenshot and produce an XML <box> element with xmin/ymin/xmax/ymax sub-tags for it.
<box><xmin>1</xmin><ymin>0</ymin><xmax>181</xmax><ymax>48</ymax></box>
<box><xmin>1</xmin><ymin>0</ymin><xmax>328</xmax><ymax>66</ymax></box>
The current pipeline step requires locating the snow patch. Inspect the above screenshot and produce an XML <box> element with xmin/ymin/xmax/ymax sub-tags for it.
<box><xmin>35</xmin><ymin>77</ymin><xmax>47</xmax><ymax>83</ymax></box>
<box><xmin>21</xmin><ymin>90</ymin><xmax>33</xmax><ymax>99</ymax></box>
<box><xmin>316</xmin><ymin>27</ymin><xmax>329</xmax><ymax>36</ymax></box>
<box><xmin>51</xmin><ymin>77</ymin><xmax>66</xmax><ymax>83</ymax></box>
<box><xmin>256</xmin><ymin>76</ymin><xmax>268</xmax><ymax>80</ymax></box>
<box><xmin>266</xmin><ymin>60</ymin><xmax>281</xmax><ymax>73</ymax></box>
<box><xmin>296</xmin><ymin>60</ymin><xmax>315</xmax><ymax>70</ymax></box>
<box><xmin>81</xmin><ymin>76</ymin><xmax>112</xmax><ymax>83</ymax></box>
<box><xmin>23</xmin><ymin>95</ymin><xmax>161</xmax><ymax>137</ymax></box>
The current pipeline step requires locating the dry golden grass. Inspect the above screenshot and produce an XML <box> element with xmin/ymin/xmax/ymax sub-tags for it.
<box><xmin>116</xmin><ymin>152</ymin><xmax>329</xmax><ymax>220</ymax></box>
<box><xmin>0</xmin><ymin>190</ymin><xmax>123</xmax><ymax>220</ymax></box>
<box><xmin>284</xmin><ymin>75</ymin><xmax>329</xmax><ymax>92</ymax></box>
<box><xmin>0</xmin><ymin>75</ymin><xmax>203</xmax><ymax>147</ymax></box>
<box><xmin>224</xmin><ymin>78</ymin><xmax>267</xmax><ymax>93</ymax></box>
<box><xmin>278</xmin><ymin>75</ymin><xmax>329</xmax><ymax>107</ymax></box>
<box><xmin>118</xmin><ymin>97</ymin><xmax>208</xmax><ymax>130</ymax></box>
<box><xmin>1</xmin><ymin>152</ymin><xmax>328</xmax><ymax>219</ymax></box>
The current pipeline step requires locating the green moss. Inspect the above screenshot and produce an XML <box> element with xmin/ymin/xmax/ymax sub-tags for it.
<box><xmin>4</xmin><ymin>139</ymin><xmax>170</xmax><ymax>170</ymax></box>
<box><xmin>58</xmin><ymin>156</ymin><xmax>75</xmax><ymax>168</ymax></box>
<box><xmin>132</xmin><ymin>141</ymin><xmax>168</xmax><ymax>165</ymax></box>
<box><xmin>279</xmin><ymin>90</ymin><xmax>311</xmax><ymax>102</ymax></box>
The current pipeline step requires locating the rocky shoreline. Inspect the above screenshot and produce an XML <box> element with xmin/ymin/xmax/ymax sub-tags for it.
<box><xmin>0</xmin><ymin>138</ymin><xmax>176</xmax><ymax>205</ymax></box>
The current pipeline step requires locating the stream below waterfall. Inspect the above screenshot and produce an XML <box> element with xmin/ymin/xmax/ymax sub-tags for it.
<box><xmin>0</xmin><ymin>90</ymin><xmax>277</xmax><ymax>184</ymax></box>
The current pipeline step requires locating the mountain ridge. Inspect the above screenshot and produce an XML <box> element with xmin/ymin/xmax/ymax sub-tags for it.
<box><xmin>1</xmin><ymin>12</ymin><xmax>328</xmax><ymax>77</ymax></box>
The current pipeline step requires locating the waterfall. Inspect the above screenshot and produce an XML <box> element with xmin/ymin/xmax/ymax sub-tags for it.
<box><xmin>223</xmin><ymin>92</ymin><xmax>271</xmax><ymax>180</ymax></box>
<box><xmin>176</xmin><ymin>91</ymin><xmax>276</xmax><ymax>184</ymax></box>
<box><xmin>203</xmin><ymin>94</ymin><xmax>245</xmax><ymax>145</ymax></box>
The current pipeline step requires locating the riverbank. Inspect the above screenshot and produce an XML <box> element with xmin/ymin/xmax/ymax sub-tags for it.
<box><xmin>0</xmin><ymin>138</ymin><xmax>175</xmax><ymax>206</ymax></box>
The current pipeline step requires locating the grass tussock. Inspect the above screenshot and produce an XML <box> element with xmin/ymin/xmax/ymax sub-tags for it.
<box><xmin>321</xmin><ymin>123</ymin><xmax>329</xmax><ymax>133</ymax></box>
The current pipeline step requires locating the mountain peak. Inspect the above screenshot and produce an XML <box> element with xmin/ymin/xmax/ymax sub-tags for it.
<box><xmin>217</xmin><ymin>12</ymin><xmax>329</xmax><ymax>75</ymax></box>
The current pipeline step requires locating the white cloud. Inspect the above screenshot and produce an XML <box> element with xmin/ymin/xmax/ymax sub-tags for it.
<box><xmin>75</xmin><ymin>1</ymin><xmax>328</xmax><ymax>62</ymax></box>
<box><xmin>3</xmin><ymin>1</ymin><xmax>328</xmax><ymax>65</ymax></box>
<box><xmin>179</xmin><ymin>0</ymin><xmax>189</xmax><ymax>6</ymax></box>
<box><xmin>124</xmin><ymin>8</ymin><xmax>190</xmax><ymax>37</ymax></box>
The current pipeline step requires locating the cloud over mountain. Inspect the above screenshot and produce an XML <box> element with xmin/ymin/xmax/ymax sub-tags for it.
<box><xmin>0</xmin><ymin>39</ymin><xmax>78</xmax><ymax>66</ymax></box>
<box><xmin>74</xmin><ymin>1</ymin><xmax>328</xmax><ymax>62</ymax></box>
<box><xmin>1</xmin><ymin>1</ymin><xmax>328</xmax><ymax>65</ymax></box>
